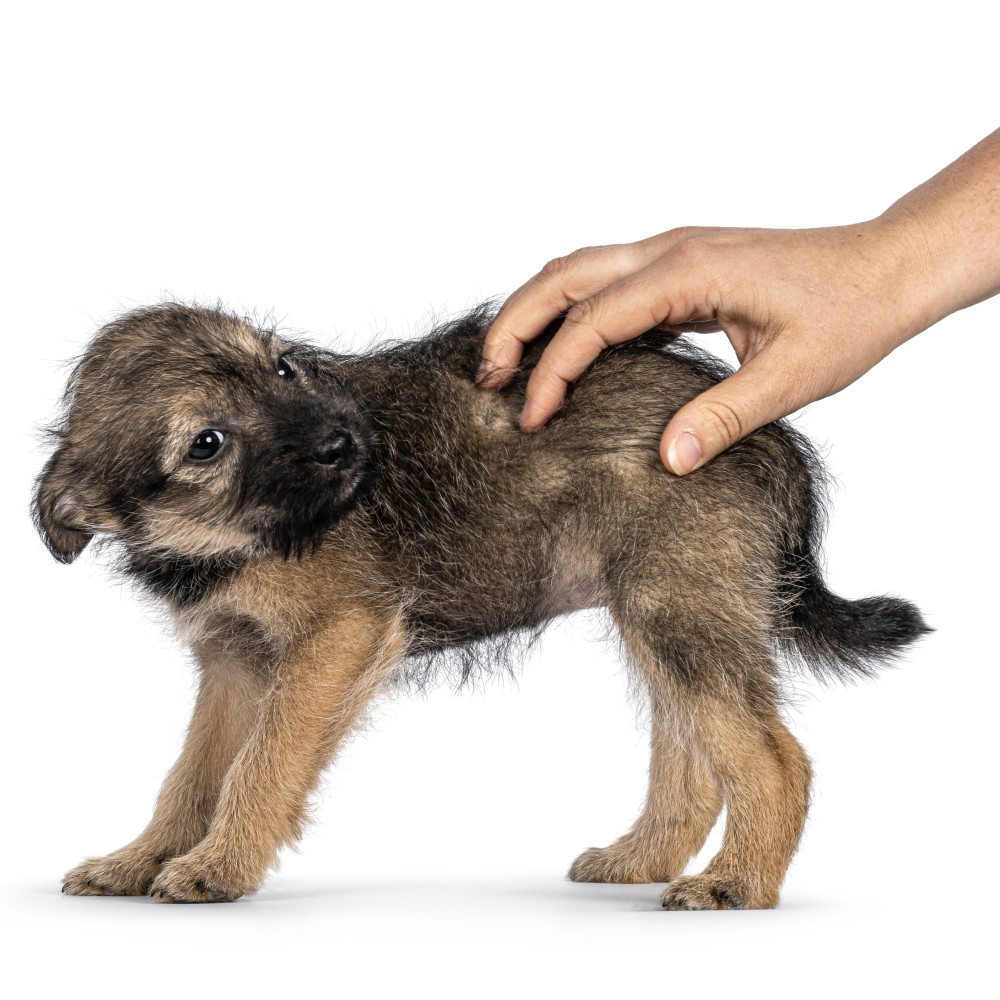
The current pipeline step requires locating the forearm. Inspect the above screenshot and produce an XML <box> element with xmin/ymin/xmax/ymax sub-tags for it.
<box><xmin>879</xmin><ymin>128</ymin><xmax>1000</xmax><ymax>330</ymax></box>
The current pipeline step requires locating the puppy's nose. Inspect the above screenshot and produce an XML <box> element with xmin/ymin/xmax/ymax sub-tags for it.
<box><xmin>312</xmin><ymin>428</ymin><xmax>356</xmax><ymax>470</ymax></box>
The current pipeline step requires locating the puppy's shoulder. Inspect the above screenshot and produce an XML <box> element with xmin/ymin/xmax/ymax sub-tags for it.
<box><xmin>177</xmin><ymin>531</ymin><xmax>391</xmax><ymax>646</ymax></box>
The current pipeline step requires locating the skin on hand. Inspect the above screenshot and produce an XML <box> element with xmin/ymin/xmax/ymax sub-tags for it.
<box><xmin>479</xmin><ymin>129</ymin><xmax>1000</xmax><ymax>474</ymax></box>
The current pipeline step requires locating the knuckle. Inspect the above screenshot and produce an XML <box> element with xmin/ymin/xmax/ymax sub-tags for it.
<box><xmin>697</xmin><ymin>398</ymin><xmax>746</xmax><ymax>445</ymax></box>
<box><xmin>665</xmin><ymin>225</ymin><xmax>707</xmax><ymax>242</ymax></box>
<box><xmin>669</xmin><ymin>235</ymin><xmax>715</xmax><ymax>267</ymax></box>
<box><xmin>540</xmin><ymin>254</ymin><xmax>574</xmax><ymax>279</ymax></box>
<box><xmin>566</xmin><ymin>296</ymin><xmax>597</xmax><ymax>327</ymax></box>
<box><xmin>539</xmin><ymin>244</ymin><xmax>613</xmax><ymax>279</ymax></box>
<box><xmin>574</xmin><ymin>243</ymin><xmax>642</xmax><ymax>271</ymax></box>
<box><xmin>566</xmin><ymin>299</ymin><xmax>594</xmax><ymax>325</ymax></box>
<box><xmin>532</xmin><ymin>358</ymin><xmax>566</xmax><ymax>389</ymax></box>
<box><xmin>605</xmin><ymin>242</ymin><xmax>644</xmax><ymax>271</ymax></box>
<box><xmin>564</xmin><ymin>298</ymin><xmax>612</xmax><ymax>349</ymax></box>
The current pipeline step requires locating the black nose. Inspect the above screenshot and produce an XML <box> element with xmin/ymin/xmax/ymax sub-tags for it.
<box><xmin>312</xmin><ymin>428</ymin><xmax>356</xmax><ymax>469</ymax></box>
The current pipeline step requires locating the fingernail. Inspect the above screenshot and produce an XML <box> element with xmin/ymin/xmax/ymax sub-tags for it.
<box><xmin>475</xmin><ymin>361</ymin><xmax>491</xmax><ymax>386</ymax></box>
<box><xmin>666</xmin><ymin>431</ymin><xmax>702</xmax><ymax>475</ymax></box>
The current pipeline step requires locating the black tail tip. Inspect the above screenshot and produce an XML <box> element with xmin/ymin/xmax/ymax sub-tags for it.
<box><xmin>849</xmin><ymin>596</ymin><xmax>933</xmax><ymax>649</ymax></box>
<box><xmin>788</xmin><ymin>586</ymin><xmax>932</xmax><ymax>682</ymax></box>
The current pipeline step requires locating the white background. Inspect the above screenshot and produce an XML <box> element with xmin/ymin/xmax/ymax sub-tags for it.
<box><xmin>2</xmin><ymin>1</ymin><xmax>997</xmax><ymax>997</ymax></box>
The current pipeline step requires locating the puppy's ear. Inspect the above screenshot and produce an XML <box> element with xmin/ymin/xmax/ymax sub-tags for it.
<box><xmin>33</xmin><ymin>446</ymin><xmax>97</xmax><ymax>563</ymax></box>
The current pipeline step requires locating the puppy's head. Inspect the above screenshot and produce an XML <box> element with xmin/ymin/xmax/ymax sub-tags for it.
<box><xmin>35</xmin><ymin>305</ymin><xmax>373</xmax><ymax>564</ymax></box>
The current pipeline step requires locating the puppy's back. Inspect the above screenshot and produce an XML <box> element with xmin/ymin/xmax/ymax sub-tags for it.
<box><xmin>339</xmin><ymin>306</ymin><xmax>927</xmax><ymax>683</ymax></box>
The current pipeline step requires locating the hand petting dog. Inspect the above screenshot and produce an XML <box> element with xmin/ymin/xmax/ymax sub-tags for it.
<box><xmin>481</xmin><ymin>128</ymin><xmax>1000</xmax><ymax>475</ymax></box>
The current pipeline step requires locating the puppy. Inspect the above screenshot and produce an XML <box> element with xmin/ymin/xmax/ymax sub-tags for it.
<box><xmin>34</xmin><ymin>303</ymin><xmax>927</xmax><ymax>907</ymax></box>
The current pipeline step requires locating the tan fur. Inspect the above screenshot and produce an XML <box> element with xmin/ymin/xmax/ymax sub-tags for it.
<box><xmin>67</xmin><ymin>552</ymin><xmax>406</xmax><ymax>903</ymax></box>
<box><xmin>39</xmin><ymin>304</ymin><xmax>926</xmax><ymax>906</ymax></box>
<box><xmin>568</xmin><ymin>697</ymin><xmax>723</xmax><ymax>884</ymax></box>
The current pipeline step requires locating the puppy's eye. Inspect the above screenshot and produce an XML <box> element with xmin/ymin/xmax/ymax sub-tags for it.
<box><xmin>277</xmin><ymin>355</ymin><xmax>296</xmax><ymax>379</ymax></box>
<box><xmin>188</xmin><ymin>430</ymin><xmax>226</xmax><ymax>462</ymax></box>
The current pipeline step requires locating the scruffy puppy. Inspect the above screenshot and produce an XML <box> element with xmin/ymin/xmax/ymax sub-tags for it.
<box><xmin>35</xmin><ymin>303</ymin><xmax>926</xmax><ymax>908</ymax></box>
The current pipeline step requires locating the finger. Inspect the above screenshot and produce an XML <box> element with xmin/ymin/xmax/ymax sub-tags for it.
<box><xmin>478</xmin><ymin>244</ymin><xmax>653</xmax><ymax>388</ymax></box>
<box><xmin>520</xmin><ymin>259</ymin><xmax>720</xmax><ymax>430</ymax></box>
<box><xmin>659</xmin><ymin>352</ymin><xmax>812</xmax><ymax>474</ymax></box>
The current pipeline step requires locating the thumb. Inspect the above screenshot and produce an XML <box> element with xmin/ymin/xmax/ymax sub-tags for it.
<box><xmin>659</xmin><ymin>358</ymin><xmax>802</xmax><ymax>475</ymax></box>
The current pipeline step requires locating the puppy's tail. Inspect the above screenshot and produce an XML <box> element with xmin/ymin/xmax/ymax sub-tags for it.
<box><xmin>782</xmin><ymin>563</ymin><xmax>931</xmax><ymax>681</ymax></box>
<box><xmin>771</xmin><ymin>425</ymin><xmax>931</xmax><ymax>681</ymax></box>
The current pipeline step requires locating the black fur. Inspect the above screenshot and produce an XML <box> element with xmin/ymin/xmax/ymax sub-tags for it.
<box><xmin>123</xmin><ymin>552</ymin><xmax>243</xmax><ymax>607</ymax></box>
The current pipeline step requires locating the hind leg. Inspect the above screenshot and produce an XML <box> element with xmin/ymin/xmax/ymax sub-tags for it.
<box><xmin>568</xmin><ymin>690</ymin><xmax>723</xmax><ymax>883</ymax></box>
<box><xmin>657</xmin><ymin>695</ymin><xmax>811</xmax><ymax>910</ymax></box>
<box><xmin>631</xmin><ymin>631</ymin><xmax>810</xmax><ymax>909</ymax></box>
<box><xmin>606</xmin><ymin>548</ymin><xmax>811</xmax><ymax>909</ymax></box>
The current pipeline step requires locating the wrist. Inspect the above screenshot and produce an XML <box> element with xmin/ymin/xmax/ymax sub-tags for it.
<box><xmin>866</xmin><ymin>209</ymin><xmax>959</xmax><ymax>343</ymax></box>
<box><xmin>877</xmin><ymin>156</ymin><xmax>1000</xmax><ymax>332</ymax></box>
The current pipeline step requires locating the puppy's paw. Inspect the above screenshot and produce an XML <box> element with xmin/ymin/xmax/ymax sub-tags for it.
<box><xmin>568</xmin><ymin>843</ymin><xmax>677</xmax><ymax>884</ymax></box>
<box><xmin>63</xmin><ymin>846</ymin><xmax>169</xmax><ymax>897</ymax></box>
<box><xmin>148</xmin><ymin>852</ymin><xmax>257</xmax><ymax>903</ymax></box>
<box><xmin>660</xmin><ymin>874</ymin><xmax>776</xmax><ymax>911</ymax></box>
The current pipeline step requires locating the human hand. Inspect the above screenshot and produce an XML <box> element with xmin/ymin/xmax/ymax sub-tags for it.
<box><xmin>479</xmin><ymin>221</ymin><xmax>938</xmax><ymax>474</ymax></box>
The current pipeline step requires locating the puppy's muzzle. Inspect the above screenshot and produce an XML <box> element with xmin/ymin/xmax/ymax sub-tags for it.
<box><xmin>311</xmin><ymin>427</ymin><xmax>356</xmax><ymax>470</ymax></box>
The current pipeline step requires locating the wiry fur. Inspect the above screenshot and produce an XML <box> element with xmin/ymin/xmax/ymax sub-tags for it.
<box><xmin>35</xmin><ymin>302</ymin><xmax>928</xmax><ymax>908</ymax></box>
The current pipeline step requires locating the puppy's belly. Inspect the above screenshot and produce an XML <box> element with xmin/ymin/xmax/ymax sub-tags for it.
<box><xmin>546</xmin><ymin>574</ymin><xmax>605</xmax><ymax>616</ymax></box>
<box><xmin>546</xmin><ymin>547</ymin><xmax>605</xmax><ymax>616</ymax></box>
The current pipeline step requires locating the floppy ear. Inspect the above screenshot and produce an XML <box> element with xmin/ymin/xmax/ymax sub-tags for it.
<box><xmin>32</xmin><ymin>446</ymin><xmax>96</xmax><ymax>563</ymax></box>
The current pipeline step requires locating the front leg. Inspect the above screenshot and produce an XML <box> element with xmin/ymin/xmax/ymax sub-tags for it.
<box><xmin>149</xmin><ymin>607</ymin><xmax>404</xmax><ymax>902</ymax></box>
<box><xmin>63</xmin><ymin>646</ymin><xmax>268</xmax><ymax>897</ymax></box>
